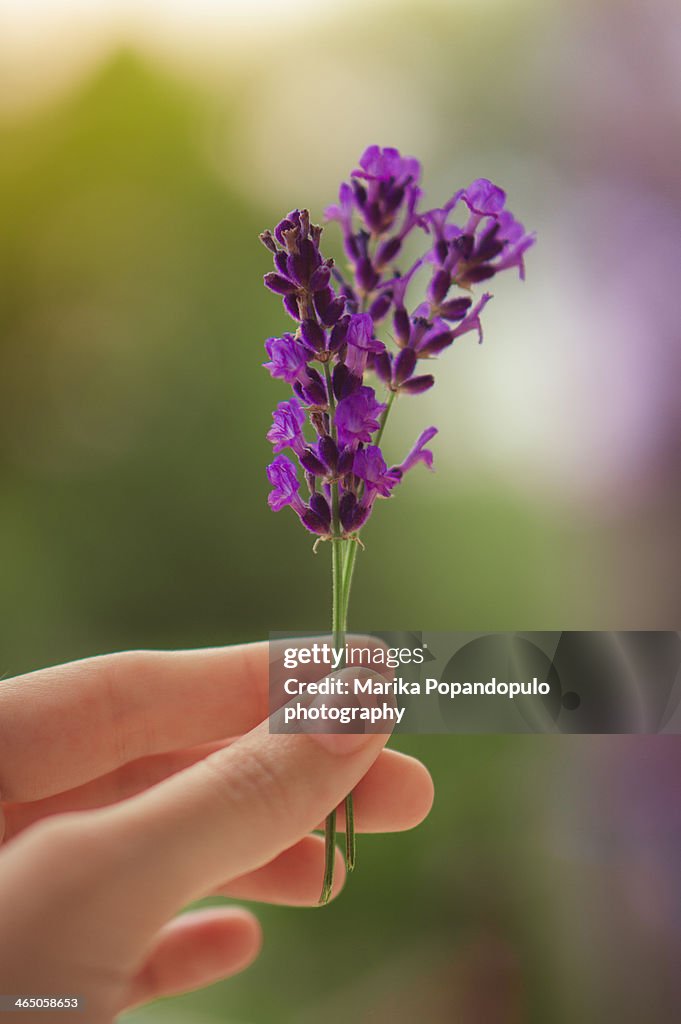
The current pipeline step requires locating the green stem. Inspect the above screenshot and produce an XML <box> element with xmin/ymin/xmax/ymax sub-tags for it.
<box><xmin>339</xmin><ymin>390</ymin><xmax>396</xmax><ymax>611</ymax></box>
<box><xmin>344</xmin><ymin>792</ymin><xmax>356</xmax><ymax>871</ymax></box>
<box><xmin>320</xmin><ymin>361</ymin><xmax>357</xmax><ymax>900</ymax></box>
<box><xmin>318</xmin><ymin>374</ymin><xmax>398</xmax><ymax>900</ymax></box>
<box><xmin>335</xmin><ymin>536</ymin><xmax>356</xmax><ymax>876</ymax></box>
<box><xmin>319</xmin><ymin>808</ymin><xmax>337</xmax><ymax>905</ymax></box>
<box><xmin>318</xmin><ymin>243</ymin><xmax>399</xmax><ymax>901</ymax></box>
<box><xmin>375</xmin><ymin>389</ymin><xmax>396</xmax><ymax>448</ymax></box>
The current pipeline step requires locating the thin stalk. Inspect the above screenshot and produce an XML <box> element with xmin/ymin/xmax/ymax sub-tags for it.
<box><xmin>318</xmin><ymin>371</ymin><xmax>398</xmax><ymax>900</ymax></box>
<box><xmin>344</xmin><ymin>791</ymin><xmax>356</xmax><ymax>871</ymax></box>
<box><xmin>319</xmin><ymin>808</ymin><xmax>337</xmax><ymax>905</ymax></box>
<box><xmin>320</xmin><ymin>361</ymin><xmax>356</xmax><ymax>900</ymax></box>
<box><xmin>335</xmin><ymin>534</ymin><xmax>356</xmax><ymax>876</ymax></box>
<box><xmin>340</xmin><ymin>390</ymin><xmax>396</xmax><ymax>608</ymax></box>
<box><xmin>375</xmin><ymin>389</ymin><xmax>396</xmax><ymax>448</ymax></box>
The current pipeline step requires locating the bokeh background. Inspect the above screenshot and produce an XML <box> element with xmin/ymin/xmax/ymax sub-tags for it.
<box><xmin>1</xmin><ymin>0</ymin><xmax>680</xmax><ymax>1021</ymax></box>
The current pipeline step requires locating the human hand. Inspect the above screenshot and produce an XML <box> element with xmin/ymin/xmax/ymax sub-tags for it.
<box><xmin>0</xmin><ymin>643</ymin><xmax>433</xmax><ymax>1021</ymax></box>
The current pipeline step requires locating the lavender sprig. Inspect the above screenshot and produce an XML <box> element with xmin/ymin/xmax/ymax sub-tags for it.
<box><xmin>261</xmin><ymin>146</ymin><xmax>535</xmax><ymax>902</ymax></box>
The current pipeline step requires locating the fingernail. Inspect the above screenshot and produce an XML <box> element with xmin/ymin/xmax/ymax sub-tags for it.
<box><xmin>305</xmin><ymin>669</ymin><xmax>388</xmax><ymax>756</ymax></box>
<box><xmin>309</xmin><ymin>706</ymin><xmax>372</xmax><ymax>755</ymax></box>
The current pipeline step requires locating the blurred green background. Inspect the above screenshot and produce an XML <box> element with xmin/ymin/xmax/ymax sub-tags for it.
<box><xmin>1</xmin><ymin>0</ymin><xmax>680</xmax><ymax>1021</ymax></box>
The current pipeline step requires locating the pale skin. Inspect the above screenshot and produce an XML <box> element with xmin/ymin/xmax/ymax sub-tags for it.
<box><xmin>0</xmin><ymin>642</ymin><xmax>434</xmax><ymax>1022</ymax></box>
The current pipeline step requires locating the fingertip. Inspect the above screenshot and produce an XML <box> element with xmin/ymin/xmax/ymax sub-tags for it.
<box><xmin>401</xmin><ymin>755</ymin><xmax>435</xmax><ymax>829</ymax></box>
<box><xmin>219</xmin><ymin>833</ymin><xmax>346</xmax><ymax>907</ymax></box>
<box><xmin>123</xmin><ymin>906</ymin><xmax>263</xmax><ymax>1010</ymax></box>
<box><xmin>180</xmin><ymin>906</ymin><xmax>263</xmax><ymax>974</ymax></box>
<box><xmin>385</xmin><ymin>752</ymin><xmax>434</xmax><ymax>831</ymax></box>
<box><xmin>222</xmin><ymin>907</ymin><xmax>264</xmax><ymax>966</ymax></box>
<box><xmin>350</xmin><ymin>749</ymin><xmax>435</xmax><ymax>833</ymax></box>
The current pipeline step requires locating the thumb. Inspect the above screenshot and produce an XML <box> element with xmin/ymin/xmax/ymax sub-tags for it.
<box><xmin>96</xmin><ymin>667</ymin><xmax>391</xmax><ymax>925</ymax></box>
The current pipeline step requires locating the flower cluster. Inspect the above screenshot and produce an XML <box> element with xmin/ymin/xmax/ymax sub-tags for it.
<box><xmin>261</xmin><ymin>146</ymin><xmax>535</xmax><ymax>541</ymax></box>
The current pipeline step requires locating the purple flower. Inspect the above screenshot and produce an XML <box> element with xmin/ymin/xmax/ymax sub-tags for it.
<box><xmin>301</xmin><ymin>492</ymin><xmax>332</xmax><ymax>536</ymax></box>
<box><xmin>336</xmin><ymin>386</ymin><xmax>386</xmax><ymax>446</ymax></box>
<box><xmin>398</xmin><ymin>427</ymin><xmax>438</xmax><ymax>475</ymax></box>
<box><xmin>260</xmin><ymin>159</ymin><xmax>533</xmax><ymax>903</ymax></box>
<box><xmin>325</xmin><ymin>147</ymin><xmax>424</xmax><ymax>305</ymax></box>
<box><xmin>261</xmin><ymin>154</ymin><xmax>534</xmax><ymax>545</ymax></box>
<box><xmin>344</xmin><ymin>313</ymin><xmax>385</xmax><ymax>375</ymax></box>
<box><xmin>353</xmin><ymin>445</ymin><xmax>400</xmax><ymax>497</ymax></box>
<box><xmin>422</xmin><ymin>200</ymin><xmax>462</xmax><ymax>266</ymax></box>
<box><xmin>261</xmin><ymin>208</ymin><xmax>341</xmax><ymax>326</ymax></box>
<box><xmin>460</xmin><ymin>178</ymin><xmax>507</xmax><ymax>217</ymax></box>
<box><xmin>389</xmin><ymin>259</ymin><xmax>423</xmax><ymax>311</ymax></box>
<box><xmin>266</xmin><ymin>398</ymin><xmax>306</xmax><ymax>454</ymax></box>
<box><xmin>455</xmin><ymin>214</ymin><xmax>535</xmax><ymax>286</ymax></box>
<box><xmin>294</xmin><ymin>367</ymin><xmax>329</xmax><ymax>410</ymax></box>
<box><xmin>450</xmin><ymin>293</ymin><xmax>493</xmax><ymax>344</ymax></box>
<box><xmin>399</xmin><ymin>374</ymin><xmax>435</xmax><ymax>395</ymax></box>
<box><xmin>422</xmin><ymin>218</ymin><xmax>464</xmax><ymax>269</ymax></box>
<box><xmin>422</xmin><ymin>179</ymin><xmax>535</xmax><ymax>288</ymax></box>
<box><xmin>372</xmin><ymin>346</ymin><xmax>434</xmax><ymax>395</ymax></box>
<box><xmin>267</xmin><ymin>455</ymin><xmax>305</xmax><ymax>513</ymax></box>
<box><xmin>263</xmin><ymin>334</ymin><xmax>310</xmax><ymax>384</ymax></box>
<box><xmin>488</xmin><ymin>211</ymin><xmax>536</xmax><ymax>281</ymax></box>
<box><xmin>353</xmin><ymin>145</ymin><xmax>421</xmax><ymax>188</ymax></box>
<box><xmin>338</xmin><ymin>491</ymin><xmax>371</xmax><ymax>534</ymax></box>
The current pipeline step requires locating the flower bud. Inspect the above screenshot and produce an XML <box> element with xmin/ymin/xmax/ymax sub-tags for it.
<box><xmin>313</xmin><ymin>287</ymin><xmax>333</xmax><ymax>318</ymax></box>
<box><xmin>318</xmin><ymin>435</ymin><xmax>339</xmax><ymax>471</ymax></box>
<box><xmin>417</xmin><ymin>331</ymin><xmax>452</xmax><ymax>357</ymax></box>
<box><xmin>300</xmin><ymin>447</ymin><xmax>327</xmax><ymax>476</ymax></box>
<box><xmin>372</xmin><ymin>350</ymin><xmax>392</xmax><ymax>384</ymax></box>
<box><xmin>454</xmin><ymin>234</ymin><xmax>475</xmax><ymax>260</ymax></box>
<box><xmin>393</xmin><ymin>308</ymin><xmax>411</xmax><ymax>346</ymax></box>
<box><xmin>319</xmin><ymin>297</ymin><xmax>346</xmax><ymax>327</ymax></box>
<box><xmin>264</xmin><ymin>273</ymin><xmax>297</xmax><ymax>295</ymax></box>
<box><xmin>274</xmin><ymin>217</ymin><xmax>295</xmax><ymax>246</ymax></box>
<box><xmin>364</xmin><ymin>200</ymin><xmax>383</xmax><ymax>232</ymax></box>
<box><xmin>301</xmin><ymin>509</ymin><xmax>331</xmax><ymax>536</ymax></box>
<box><xmin>462</xmin><ymin>265</ymin><xmax>496</xmax><ymax>284</ymax></box>
<box><xmin>375</xmin><ymin>237</ymin><xmax>401</xmax><ymax>267</ymax></box>
<box><xmin>329</xmin><ymin>316</ymin><xmax>349</xmax><ymax>352</ymax></box>
<box><xmin>368</xmin><ymin>291</ymin><xmax>392</xmax><ymax>322</ymax></box>
<box><xmin>434</xmin><ymin>239</ymin><xmax>449</xmax><ymax>265</ymax></box>
<box><xmin>300</xmin><ymin>368</ymin><xmax>328</xmax><ymax>407</ymax></box>
<box><xmin>274</xmin><ymin>251</ymin><xmax>289</xmax><ymax>275</ymax></box>
<box><xmin>339</xmin><ymin>492</ymin><xmax>359</xmax><ymax>532</ymax></box>
<box><xmin>399</xmin><ymin>374</ymin><xmax>434</xmax><ymax>394</ymax></box>
<box><xmin>351</xmin><ymin>180</ymin><xmax>367</xmax><ymax>207</ymax></box>
<box><xmin>439</xmin><ymin>297</ymin><xmax>472</xmax><ymax>321</ymax></box>
<box><xmin>475</xmin><ymin>224</ymin><xmax>504</xmax><ymax>262</ymax></box>
<box><xmin>332</xmin><ymin>362</ymin><xmax>361</xmax><ymax>400</ymax></box>
<box><xmin>428</xmin><ymin>268</ymin><xmax>451</xmax><ymax>307</ymax></box>
<box><xmin>337</xmin><ymin>447</ymin><xmax>355</xmax><ymax>477</ymax></box>
<box><xmin>356</xmin><ymin>258</ymin><xmax>379</xmax><ymax>293</ymax></box>
<box><xmin>393</xmin><ymin>347</ymin><xmax>417</xmax><ymax>387</ymax></box>
<box><xmin>309</xmin><ymin>265</ymin><xmax>331</xmax><ymax>291</ymax></box>
<box><xmin>283</xmin><ymin>293</ymin><xmax>301</xmax><ymax>321</ymax></box>
<box><xmin>300</xmin><ymin>318</ymin><xmax>325</xmax><ymax>351</ymax></box>
<box><xmin>259</xmin><ymin>230</ymin><xmax>278</xmax><ymax>253</ymax></box>
<box><xmin>309</xmin><ymin>492</ymin><xmax>332</xmax><ymax>529</ymax></box>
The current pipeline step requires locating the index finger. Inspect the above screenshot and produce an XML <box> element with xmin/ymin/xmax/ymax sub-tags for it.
<box><xmin>0</xmin><ymin>637</ymin><xmax>386</xmax><ymax>802</ymax></box>
<box><xmin>81</xmin><ymin>693</ymin><xmax>394</xmax><ymax>940</ymax></box>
